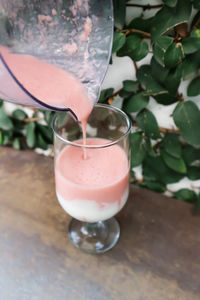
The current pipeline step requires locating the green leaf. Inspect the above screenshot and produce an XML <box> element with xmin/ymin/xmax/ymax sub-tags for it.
<box><xmin>163</xmin><ymin>0</ymin><xmax>178</xmax><ymax>7</ymax></box>
<box><xmin>44</xmin><ymin>111</ymin><xmax>54</xmax><ymax>126</ymax></box>
<box><xmin>151</xmin><ymin>57</ymin><xmax>169</xmax><ymax>83</ymax></box>
<box><xmin>13</xmin><ymin>119</ymin><xmax>24</xmax><ymax>131</ymax></box>
<box><xmin>126</xmin><ymin>34</ymin><xmax>141</xmax><ymax>51</ymax></box>
<box><xmin>161</xmin><ymin>149</ymin><xmax>187</xmax><ymax>173</ymax></box>
<box><xmin>12</xmin><ymin>138</ymin><xmax>21</xmax><ymax>150</ymax></box>
<box><xmin>187</xmin><ymin>76</ymin><xmax>200</xmax><ymax>97</ymax></box>
<box><xmin>123</xmin><ymin>93</ymin><xmax>149</xmax><ymax>113</ymax></box>
<box><xmin>187</xmin><ymin>166</ymin><xmax>200</xmax><ymax>180</ymax></box>
<box><xmin>12</xmin><ymin>109</ymin><xmax>27</xmax><ymax>121</ymax></box>
<box><xmin>130</xmin><ymin>40</ymin><xmax>149</xmax><ymax>61</ymax></box>
<box><xmin>154</xmin><ymin>94</ymin><xmax>177</xmax><ymax>105</ymax></box>
<box><xmin>153</xmin><ymin>36</ymin><xmax>174</xmax><ymax>66</ymax></box>
<box><xmin>122</xmin><ymin>80</ymin><xmax>138</xmax><ymax>93</ymax></box>
<box><xmin>44</xmin><ymin>110</ymin><xmax>51</xmax><ymax>123</ymax></box>
<box><xmin>164</xmin><ymin>67</ymin><xmax>181</xmax><ymax>95</ymax></box>
<box><xmin>164</xmin><ymin>42</ymin><xmax>184</xmax><ymax>68</ymax></box>
<box><xmin>136</xmin><ymin>109</ymin><xmax>161</xmax><ymax>140</ymax></box>
<box><xmin>144</xmin><ymin>137</ymin><xmax>157</xmax><ymax>157</ymax></box>
<box><xmin>182</xmin><ymin>145</ymin><xmax>200</xmax><ymax>165</ymax></box>
<box><xmin>99</xmin><ymin>88</ymin><xmax>114</xmax><ymax>103</ymax></box>
<box><xmin>142</xmin><ymin>180</ymin><xmax>166</xmax><ymax>193</ymax></box>
<box><xmin>143</xmin><ymin>159</ymin><xmax>159</xmax><ymax>182</ymax></box>
<box><xmin>173</xmin><ymin>101</ymin><xmax>200</xmax><ymax>146</ymax></box>
<box><xmin>193</xmin><ymin>0</ymin><xmax>200</xmax><ymax>9</ymax></box>
<box><xmin>0</xmin><ymin>100</ymin><xmax>3</xmax><ymax>107</ymax></box>
<box><xmin>128</xmin><ymin>17</ymin><xmax>153</xmax><ymax>33</ymax></box>
<box><xmin>119</xmin><ymin>89</ymin><xmax>132</xmax><ymax>98</ymax></box>
<box><xmin>179</xmin><ymin>51</ymin><xmax>200</xmax><ymax>77</ymax></box>
<box><xmin>56</xmin><ymin>112</ymin><xmax>67</xmax><ymax>128</ymax></box>
<box><xmin>112</xmin><ymin>32</ymin><xmax>126</xmax><ymax>53</ymax></box>
<box><xmin>117</xmin><ymin>35</ymin><xmax>141</xmax><ymax>57</ymax></box>
<box><xmin>0</xmin><ymin>108</ymin><xmax>13</xmax><ymax>130</ymax></box>
<box><xmin>174</xmin><ymin>188</ymin><xmax>197</xmax><ymax>203</ymax></box>
<box><xmin>188</xmin><ymin>28</ymin><xmax>200</xmax><ymax>39</ymax></box>
<box><xmin>130</xmin><ymin>132</ymin><xmax>146</xmax><ymax>167</ymax></box>
<box><xmin>191</xmin><ymin>10</ymin><xmax>200</xmax><ymax>28</ymax></box>
<box><xmin>151</xmin><ymin>60</ymin><xmax>180</xmax><ymax>98</ymax></box>
<box><xmin>182</xmin><ymin>38</ymin><xmax>200</xmax><ymax>55</ymax></box>
<box><xmin>163</xmin><ymin>133</ymin><xmax>182</xmax><ymax>158</ymax></box>
<box><xmin>143</xmin><ymin>155</ymin><xmax>184</xmax><ymax>184</ymax></box>
<box><xmin>36</xmin><ymin>123</ymin><xmax>53</xmax><ymax>143</ymax></box>
<box><xmin>182</xmin><ymin>29</ymin><xmax>200</xmax><ymax>54</ymax></box>
<box><xmin>2</xmin><ymin>132</ymin><xmax>10</xmax><ymax>145</ymax></box>
<box><xmin>137</xmin><ymin>65</ymin><xmax>168</xmax><ymax>96</ymax></box>
<box><xmin>37</xmin><ymin>133</ymin><xmax>48</xmax><ymax>150</ymax></box>
<box><xmin>26</xmin><ymin>122</ymin><xmax>36</xmax><ymax>148</ymax></box>
<box><xmin>113</xmin><ymin>0</ymin><xmax>126</xmax><ymax>29</ymax></box>
<box><xmin>153</xmin><ymin>61</ymin><xmax>181</xmax><ymax>97</ymax></box>
<box><xmin>151</xmin><ymin>0</ymin><xmax>192</xmax><ymax>41</ymax></box>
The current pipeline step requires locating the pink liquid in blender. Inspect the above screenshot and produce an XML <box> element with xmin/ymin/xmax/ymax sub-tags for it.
<box><xmin>0</xmin><ymin>46</ymin><xmax>93</xmax><ymax>123</ymax></box>
<box><xmin>0</xmin><ymin>45</ymin><xmax>129</xmax><ymax>221</ymax></box>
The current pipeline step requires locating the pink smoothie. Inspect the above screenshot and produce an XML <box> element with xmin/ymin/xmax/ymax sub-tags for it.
<box><xmin>0</xmin><ymin>46</ymin><xmax>130</xmax><ymax>222</ymax></box>
<box><xmin>55</xmin><ymin>138</ymin><xmax>129</xmax><ymax>222</ymax></box>
<box><xmin>0</xmin><ymin>45</ymin><xmax>93</xmax><ymax>122</ymax></box>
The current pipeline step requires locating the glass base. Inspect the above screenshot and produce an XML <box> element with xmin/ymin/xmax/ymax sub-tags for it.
<box><xmin>68</xmin><ymin>217</ymin><xmax>120</xmax><ymax>254</ymax></box>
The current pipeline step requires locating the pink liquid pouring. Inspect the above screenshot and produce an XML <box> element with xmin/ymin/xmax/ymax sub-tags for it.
<box><xmin>0</xmin><ymin>46</ymin><xmax>129</xmax><ymax>221</ymax></box>
<box><xmin>55</xmin><ymin>138</ymin><xmax>129</xmax><ymax>222</ymax></box>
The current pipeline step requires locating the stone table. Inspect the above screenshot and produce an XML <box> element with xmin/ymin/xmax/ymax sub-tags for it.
<box><xmin>0</xmin><ymin>148</ymin><xmax>200</xmax><ymax>300</ymax></box>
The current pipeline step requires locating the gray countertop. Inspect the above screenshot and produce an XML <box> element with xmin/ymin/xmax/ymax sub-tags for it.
<box><xmin>0</xmin><ymin>148</ymin><xmax>200</xmax><ymax>300</ymax></box>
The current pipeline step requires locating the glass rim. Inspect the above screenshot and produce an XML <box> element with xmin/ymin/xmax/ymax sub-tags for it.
<box><xmin>52</xmin><ymin>103</ymin><xmax>132</xmax><ymax>149</ymax></box>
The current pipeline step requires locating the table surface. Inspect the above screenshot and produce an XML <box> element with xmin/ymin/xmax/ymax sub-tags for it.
<box><xmin>0</xmin><ymin>148</ymin><xmax>200</xmax><ymax>300</ymax></box>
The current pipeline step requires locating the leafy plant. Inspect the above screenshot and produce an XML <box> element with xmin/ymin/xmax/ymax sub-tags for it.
<box><xmin>0</xmin><ymin>108</ymin><xmax>54</xmax><ymax>150</ymax></box>
<box><xmin>101</xmin><ymin>0</ymin><xmax>200</xmax><ymax>212</ymax></box>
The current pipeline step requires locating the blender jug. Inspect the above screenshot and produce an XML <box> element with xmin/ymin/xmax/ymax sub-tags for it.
<box><xmin>0</xmin><ymin>0</ymin><xmax>113</xmax><ymax>118</ymax></box>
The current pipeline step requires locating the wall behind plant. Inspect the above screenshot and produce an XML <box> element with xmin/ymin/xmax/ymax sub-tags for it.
<box><xmin>0</xmin><ymin>0</ymin><xmax>200</xmax><ymax>211</ymax></box>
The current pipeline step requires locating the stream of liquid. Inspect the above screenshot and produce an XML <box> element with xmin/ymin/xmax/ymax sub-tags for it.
<box><xmin>0</xmin><ymin>45</ymin><xmax>93</xmax><ymax>157</ymax></box>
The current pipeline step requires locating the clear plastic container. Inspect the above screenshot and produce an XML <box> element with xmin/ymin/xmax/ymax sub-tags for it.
<box><xmin>0</xmin><ymin>0</ymin><xmax>113</xmax><ymax>117</ymax></box>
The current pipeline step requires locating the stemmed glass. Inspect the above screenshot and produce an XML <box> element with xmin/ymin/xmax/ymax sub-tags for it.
<box><xmin>52</xmin><ymin>104</ymin><xmax>131</xmax><ymax>254</ymax></box>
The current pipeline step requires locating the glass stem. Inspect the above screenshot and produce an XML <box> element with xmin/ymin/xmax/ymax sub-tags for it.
<box><xmin>85</xmin><ymin>222</ymin><xmax>99</xmax><ymax>236</ymax></box>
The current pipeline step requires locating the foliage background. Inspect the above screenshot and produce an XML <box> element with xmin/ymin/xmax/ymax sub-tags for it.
<box><xmin>0</xmin><ymin>0</ymin><xmax>200</xmax><ymax>211</ymax></box>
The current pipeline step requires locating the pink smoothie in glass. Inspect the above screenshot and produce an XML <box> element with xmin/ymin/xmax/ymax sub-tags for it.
<box><xmin>0</xmin><ymin>45</ymin><xmax>129</xmax><ymax>222</ymax></box>
<box><xmin>55</xmin><ymin>138</ymin><xmax>129</xmax><ymax>222</ymax></box>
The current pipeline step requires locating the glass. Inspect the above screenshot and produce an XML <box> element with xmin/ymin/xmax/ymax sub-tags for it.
<box><xmin>52</xmin><ymin>104</ymin><xmax>131</xmax><ymax>254</ymax></box>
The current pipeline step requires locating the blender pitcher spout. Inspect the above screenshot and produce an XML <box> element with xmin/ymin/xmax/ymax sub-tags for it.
<box><xmin>0</xmin><ymin>51</ymin><xmax>78</xmax><ymax>118</ymax></box>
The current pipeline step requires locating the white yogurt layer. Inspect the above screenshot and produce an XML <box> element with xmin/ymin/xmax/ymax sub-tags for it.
<box><xmin>56</xmin><ymin>188</ymin><xmax>129</xmax><ymax>222</ymax></box>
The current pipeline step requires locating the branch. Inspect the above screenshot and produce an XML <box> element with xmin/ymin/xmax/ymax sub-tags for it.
<box><xmin>159</xmin><ymin>126</ymin><xmax>180</xmax><ymax>134</ymax></box>
<box><xmin>121</xmin><ymin>28</ymin><xmax>151</xmax><ymax>38</ymax></box>
<box><xmin>133</xmin><ymin>60</ymin><xmax>139</xmax><ymax>72</ymax></box>
<box><xmin>24</xmin><ymin>107</ymin><xmax>38</xmax><ymax>112</ymax></box>
<box><xmin>126</xmin><ymin>4</ymin><xmax>163</xmax><ymax>10</ymax></box>
<box><xmin>176</xmin><ymin>93</ymin><xmax>184</xmax><ymax>102</ymax></box>
<box><xmin>133</xmin><ymin>121</ymin><xmax>180</xmax><ymax>134</ymax></box>
<box><xmin>24</xmin><ymin>117</ymin><xmax>43</xmax><ymax>122</ymax></box>
<box><xmin>190</xmin><ymin>18</ymin><xmax>200</xmax><ymax>33</ymax></box>
<box><xmin>108</xmin><ymin>89</ymin><xmax>121</xmax><ymax>104</ymax></box>
<box><xmin>130</xmin><ymin>178</ymin><xmax>144</xmax><ymax>184</ymax></box>
<box><xmin>107</xmin><ymin>88</ymin><xmax>180</xmax><ymax>134</ymax></box>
